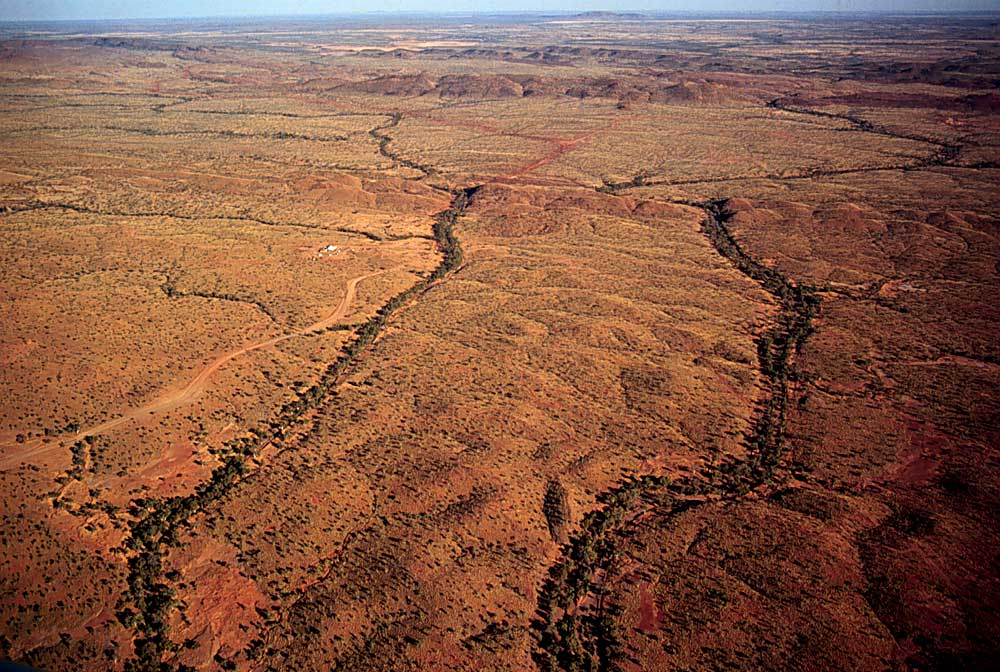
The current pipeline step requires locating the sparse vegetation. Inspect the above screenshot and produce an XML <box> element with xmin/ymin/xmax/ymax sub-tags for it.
<box><xmin>2</xmin><ymin>13</ymin><xmax>998</xmax><ymax>672</ymax></box>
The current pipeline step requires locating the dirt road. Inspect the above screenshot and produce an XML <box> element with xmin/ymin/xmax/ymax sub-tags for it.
<box><xmin>0</xmin><ymin>269</ymin><xmax>387</xmax><ymax>469</ymax></box>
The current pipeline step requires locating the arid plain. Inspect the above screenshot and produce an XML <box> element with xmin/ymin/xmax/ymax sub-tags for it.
<box><xmin>0</xmin><ymin>12</ymin><xmax>998</xmax><ymax>672</ymax></box>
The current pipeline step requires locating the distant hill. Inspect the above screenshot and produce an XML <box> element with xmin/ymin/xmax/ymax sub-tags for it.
<box><xmin>570</xmin><ymin>11</ymin><xmax>646</xmax><ymax>20</ymax></box>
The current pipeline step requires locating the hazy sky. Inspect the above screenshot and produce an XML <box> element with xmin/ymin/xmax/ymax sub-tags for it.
<box><xmin>2</xmin><ymin>0</ymin><xmax>998</xmax><ymax>21</ymax></box>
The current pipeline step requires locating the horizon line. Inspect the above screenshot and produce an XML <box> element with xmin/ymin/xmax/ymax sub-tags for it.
<box><xmin>3</xmin><ymin>8</ymin><xmax>1000</xmax><ymax>25</ymax></box>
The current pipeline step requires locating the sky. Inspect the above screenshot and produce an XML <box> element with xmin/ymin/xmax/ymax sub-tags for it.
<box><xmin>1</xmin><ymin>0</ymin><xmax>998</xmax><ymax>21</ymax></box>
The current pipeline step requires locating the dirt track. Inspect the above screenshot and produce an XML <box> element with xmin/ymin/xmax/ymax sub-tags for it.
<box><xmin>0</xmin><ymin>269</ymin><xmax>387</xmax><ymax>469</ymax></box>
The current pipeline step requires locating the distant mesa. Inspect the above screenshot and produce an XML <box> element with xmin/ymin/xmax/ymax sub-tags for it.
<box><xmin>569</xmin><ymin>11</ymin><xmax>647</xmax><ymax>20</ymax></box>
